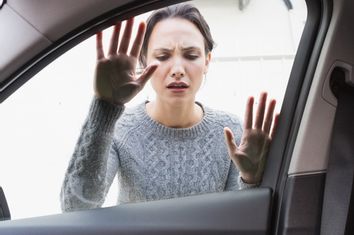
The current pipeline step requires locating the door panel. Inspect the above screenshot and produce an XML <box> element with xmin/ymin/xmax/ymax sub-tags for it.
<box><xmin>0</xmin><ymin>188</ymin><xmax>271</xmax><ymax>235</ymax></box>
<box><xmin>278</xmin><ymin>173</ymin><xmax>325</xmax><ymax>234</ymax></box>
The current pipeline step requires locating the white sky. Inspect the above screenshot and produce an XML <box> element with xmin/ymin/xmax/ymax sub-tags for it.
<box><xmin>0</xmin><ymin>0</ymin><xmax>307</xmax><ymax>220</ymax></box>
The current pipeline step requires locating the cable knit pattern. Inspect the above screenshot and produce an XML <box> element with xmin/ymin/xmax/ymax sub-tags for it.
<box><xmin>61</xmin><ymin>97</ymin><xmax>254</xmax><ymax>212</ymax></box>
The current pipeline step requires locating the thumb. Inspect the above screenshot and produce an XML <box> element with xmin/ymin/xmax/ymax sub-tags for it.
<box><xmin>136</xmin><ymin>62</ymin><xmax>159</xmax><ymax>87</ymax></box>
<box><xmin>224</xmin><ymin>127</ymin><xmax>238</xmax><ymax>158</ymax></box>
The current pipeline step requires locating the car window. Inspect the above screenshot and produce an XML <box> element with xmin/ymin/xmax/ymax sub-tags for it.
<box><xmin>0</xmin><ymin>0</ymin><xmax>307</xmax><ymax>220</ymax></box>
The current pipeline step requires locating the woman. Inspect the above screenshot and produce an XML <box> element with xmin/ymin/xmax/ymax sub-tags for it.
<box><xmin>61</xmin><ymin>3</ymin><xmax>278</xmax><ymax>212</ymax></box>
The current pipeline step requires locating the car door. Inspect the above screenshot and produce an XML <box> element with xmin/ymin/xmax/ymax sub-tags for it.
<box><xmin>1</xmin><ymin>0</ymin><xmax>349</xmax><ymax>234</ymax></box>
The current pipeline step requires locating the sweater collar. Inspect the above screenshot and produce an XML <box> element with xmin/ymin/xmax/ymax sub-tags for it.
<box><xmin>136</xmin><ymin>101</ymin><xmax>215</xmax><ymax>139</ymax></box>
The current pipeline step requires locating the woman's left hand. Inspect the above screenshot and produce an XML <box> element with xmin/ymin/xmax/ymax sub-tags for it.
<box><xmin>224</xmin><ymin>92</ymin><xmax>279</xmax><ymax>185</ymax></box>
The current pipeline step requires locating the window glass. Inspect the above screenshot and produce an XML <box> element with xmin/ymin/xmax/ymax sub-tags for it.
<box><xmin>0</xmin><ymin>0</ymin><xmax>307</xmax><ymax>220</ymax></box>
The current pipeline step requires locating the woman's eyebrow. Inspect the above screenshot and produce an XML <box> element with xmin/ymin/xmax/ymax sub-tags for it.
<box><xmin>153</xmin><ymin>48</ymin><xmax>173</xmax><ymax>53</ymax></box>
<box><xmin>153</xmin><ymin>46</ymin><xmax>202</xmax><ymax>52</ymax></box>
<box><xmin>182</xmin><ymin>46</ymin><xmax>200</xmax><ymax>51</ymax></box>
<box><xmin>181</xmin><ymin>47</ymin><xmax>202</xmax><ymax>52</ymax></box>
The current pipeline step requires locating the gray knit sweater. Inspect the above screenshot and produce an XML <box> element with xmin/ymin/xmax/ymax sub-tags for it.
<box><xmin>61</xmin><ymin>98</ymin><xmax>252</xmax><ymax>212</ymax></box>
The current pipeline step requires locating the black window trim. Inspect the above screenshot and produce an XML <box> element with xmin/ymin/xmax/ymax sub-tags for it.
<box><xmin>260</xmin><ymin>0</ymin><xmax>333</xmax><ymax>233</ymax></box>
<box><xmin>0</xmin><ymin>0</ymin><xmax>6</xmax><ymax>10</ymax></box>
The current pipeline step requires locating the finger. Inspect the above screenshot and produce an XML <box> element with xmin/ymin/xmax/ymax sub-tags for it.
<box><xmin>136</xmin><ymin>62</ymin><xmax>159</xmax><ymax>87</ymax></box>
<box><xmin>244</xmin><ymin>96</ymin><xmax>254</xmax><ymax>129</ymax></box>
<box><xmin>223</xmin><ymin>127</ymin><xmax>238</xmax><ymax>156</ymax></box>
<box><xmin>270</xmin><ymin>113</ymin><xmax>280</xmax><ymax>139</ymax></box>
<box><xmin>263</xmin><ymin>99</ymin><xmax>276</xmax><ymax>134</ymax></box>
<box><xmin>254</xmin><ymin>92</ymin><xmax>267</xmax><ymax>129</ymax></box>
<box><xmin>130</xmin><ymin>22</ymin><xmax>146</xmax><ymax>58</ymax></box>
<box><xmin>96</xmin><ymin>32</ymin><xmax>104</xmax><ymax>60</ymax></box>
<box><xmin>118</xmin><ymin>18</ymin><xmax>134</xmax><ymax>54</ymax></box>
<box><xmin>108</xmin><ymin>22</ymin><xmax>122</xmax><ymax>55</ymax></box>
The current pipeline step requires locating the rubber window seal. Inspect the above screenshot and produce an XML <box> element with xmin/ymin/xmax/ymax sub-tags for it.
<box><xmin>0</xmin><ymin>0</ymin><xmax>6</xmax><ymax>10</ymax></box>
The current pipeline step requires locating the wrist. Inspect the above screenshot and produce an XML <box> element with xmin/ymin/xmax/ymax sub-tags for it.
<box><xmin>240</xmin><ymin>172</ymin><xmax>260</xmax><ymax>185</ymax></box>
<box><xmin>237</xmin><ymin>175</ymin><xmax>258</xmax><ymax>189</ymax></box>
<box><xmin>94</xmin><ymin>94</ymin><xmax>125</xmax><ymax>107</ymax></box>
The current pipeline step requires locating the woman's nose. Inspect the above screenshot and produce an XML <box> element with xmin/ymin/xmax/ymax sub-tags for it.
<box><xmin>170</xmin><ymin>59</ymin><xmax>185</xmax><ymax>79</ymax></box>
<box><xmin>171</xmin><ymin>71</ymin><xmax>184</xmax><ymax>79</ymax></box>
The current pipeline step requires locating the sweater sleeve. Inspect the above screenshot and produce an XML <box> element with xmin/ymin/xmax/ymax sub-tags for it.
<box><xmin>60</xmin><ymin>97</ymin><xmax>124</xmax><ymax>212</ymax></box>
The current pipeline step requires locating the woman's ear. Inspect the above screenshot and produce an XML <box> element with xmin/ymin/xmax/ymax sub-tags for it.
<box><xmin>204</xmin><ymin>52</ymin><xmax>212</xmax><ymax>74</ymax></box>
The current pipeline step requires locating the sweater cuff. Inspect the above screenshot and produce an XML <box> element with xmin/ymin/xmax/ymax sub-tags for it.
<box><xmin>237</xmin><ymin>176</ymin><xmax>258</xmax><ymax>189</ymax></box>
<box><xmin>88</xmin><ymin>97</ymin><xmax>125</xmax><ymax>133</ymax></box>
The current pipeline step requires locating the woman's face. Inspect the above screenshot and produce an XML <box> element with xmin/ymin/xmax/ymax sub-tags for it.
<box><xmin>146</xmin><ymin>17</ymin><xmax>211</xmax><ymax>106</ymax></box>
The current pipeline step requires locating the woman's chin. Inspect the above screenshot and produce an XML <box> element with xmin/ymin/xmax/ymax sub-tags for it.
<box><xmin>161</xmin><ymin>95</ymin><xmax>196</xmax><ymax>107</ymax></box>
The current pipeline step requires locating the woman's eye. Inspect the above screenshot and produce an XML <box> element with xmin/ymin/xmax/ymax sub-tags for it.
<box><xmin>185</xmin><ymin>54</ymin><xmax>199</xmax><ymax>60</ymax></box>
<box><xmin>155</xmin><ymin>55</ymin><xmax>169</xmax><ymax>61</ymax></box>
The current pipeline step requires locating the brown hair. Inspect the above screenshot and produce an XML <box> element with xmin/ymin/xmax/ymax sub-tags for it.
<box><xmin>139</xmin><ymin>3</ymin><xmax>215</xmax><ymax>67</ymax></box>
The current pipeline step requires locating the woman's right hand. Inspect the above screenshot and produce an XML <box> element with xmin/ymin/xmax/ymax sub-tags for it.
<box><xmin>94</xmin><ymin>18</ymin><xmax>159</xmax><ymax>105</ymax></box>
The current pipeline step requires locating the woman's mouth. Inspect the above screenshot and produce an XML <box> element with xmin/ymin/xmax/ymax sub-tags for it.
<box><xmin>166</xmin><ymin>82</ymin><xmax>189</xmax><ymax>92</ymax></box>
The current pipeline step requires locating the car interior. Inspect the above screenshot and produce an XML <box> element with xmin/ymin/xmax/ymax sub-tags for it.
<box><xmin>1</xmin><ymin>0</ymin><xmax>354</xmax><ymax>234</ymax></box>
